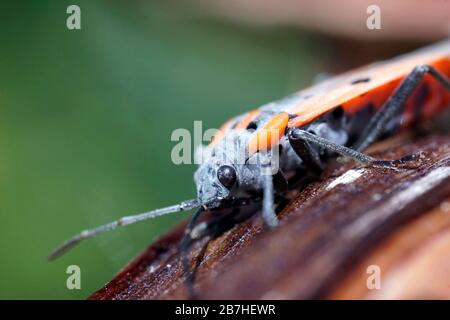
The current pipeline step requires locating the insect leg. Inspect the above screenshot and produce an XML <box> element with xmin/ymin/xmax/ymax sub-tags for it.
<box><xmin>353</xmin><ymin>64</ymin><xmax>450</xmax><ymax>152</ymax></box>
<box><xmin>192</xmin><ymin>205</ymin><xmax>257</xmax><ymax>241</ymax></box>
<box><xmin>288</xmin><ymin>133</ymin><xmax>325</xmax><ymax>173</ymax></box>
<box><xmin>180</xmin><ymin>207</ymin><xmax>206</xmax><ymax>298</ymax></box>
<box><xmin>288</xmin><ymin>128</ymin><xmax>415</xmax><ymax>168</ymax></box>
<box><xmin>262</xmin><ymin>168</ymin><xmax>278</xmax><ymax>227</ymax></box>
<box><xmin>180</xmin><ymin>198</ymin><xmax>257</xmax><ymax>298</ymax></box>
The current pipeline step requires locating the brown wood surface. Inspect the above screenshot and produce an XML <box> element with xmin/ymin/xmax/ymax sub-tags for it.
<box><xmin>90</xmin><ymin>133</ymin><xmax>450</xmax><ymax>300</ymax></box>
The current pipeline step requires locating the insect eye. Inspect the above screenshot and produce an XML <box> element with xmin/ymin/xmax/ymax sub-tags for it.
<box><xmin>217</xmin><ymin>165</ymin><xmax>237</xmax><ymax>188</ymax></box>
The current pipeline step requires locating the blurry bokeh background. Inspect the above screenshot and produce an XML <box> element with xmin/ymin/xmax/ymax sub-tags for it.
<box><xmin>0</xmin><ymin>0</ymin><xmax>448</xmax><ymax>299</ymax></box>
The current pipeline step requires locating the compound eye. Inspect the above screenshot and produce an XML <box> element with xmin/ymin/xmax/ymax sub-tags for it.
<box><xmin>217</xmin><ymin>165</ymin><xmax>237</xmax><ymax>189</ymax></box>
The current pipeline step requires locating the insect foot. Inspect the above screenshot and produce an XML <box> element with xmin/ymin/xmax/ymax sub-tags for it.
<box><xmin>370</xmin><ymin>152</ymin><xmax>426</xmax><ymax>171</ymax></box>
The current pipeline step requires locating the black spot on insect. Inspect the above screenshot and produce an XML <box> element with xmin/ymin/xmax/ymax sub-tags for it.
<box><xmin>331</xmin><ymin>106</ymin><xmax>344</xmax><ymax>120</ymax></box>
<box><xmin>278</xmin><ymin>144</ymin><xmax>284</xmax><ymax>154</ymax></box>
<box><xmin>246</xmin><ymin>121</ymin><xmax>258</xmax><ymax>131</ymax></box>
<box><xmin>351</xmin><ymin>77</ymin><xmax>371</xmax><ymax>85</ymax></box>
<box><xmin>288</xmin><ymin>113</ymin><xmax>298</xmax><ymax>120</ymax></box>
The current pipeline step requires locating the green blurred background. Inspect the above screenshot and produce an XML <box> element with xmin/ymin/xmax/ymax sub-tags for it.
<box><xmin>0</xmin><ymin>0</ymin><xmax>329</xmax><ymax>298</ymax></box>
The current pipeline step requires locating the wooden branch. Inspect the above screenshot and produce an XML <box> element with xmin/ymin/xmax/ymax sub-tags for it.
<box><xmin>90</xmin><ymin>133</ymin><xmax>450</xmax><ymax>300</ymax></box>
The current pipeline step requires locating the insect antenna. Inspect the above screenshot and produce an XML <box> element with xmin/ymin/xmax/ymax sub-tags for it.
<box><xmin>48</xmin><ymin>198</ymin><xmax>200</xmax><ymax>261</ymax></box>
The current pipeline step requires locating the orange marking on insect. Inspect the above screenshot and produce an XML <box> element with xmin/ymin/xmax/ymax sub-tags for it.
<box><xmin>417</xmin><ymin>59</ymin><xmax>450</xmax><ymax>122</ymax></box>
<box><xmin>247</xmin><ymin>112</ymin><xmax>289</xmax><ymax>156</ymax></box>
<box><xmin>342</xmin><ymin>58</ymin><xmax>450</xmax><ymax>122</ymax></box>
<box><xmin>287</xmin><ymin>55</ymin><xmax>450</xmax><ymax>128</ymax></box>
<box><xmin>235</xmin><ymin>110</ymin><xmax>260</xmax><ymax>130</ymax></box>
<box><xmin>210</xmin><ymin>42</ymin><xmax>450</xmax><ymax>151</ymax></box>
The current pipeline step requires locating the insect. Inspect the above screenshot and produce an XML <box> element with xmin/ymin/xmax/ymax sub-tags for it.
<box><xmin>50</xmin><ymin>40</ymin><xmax>450</xmax><ymax>294</ymax></box>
